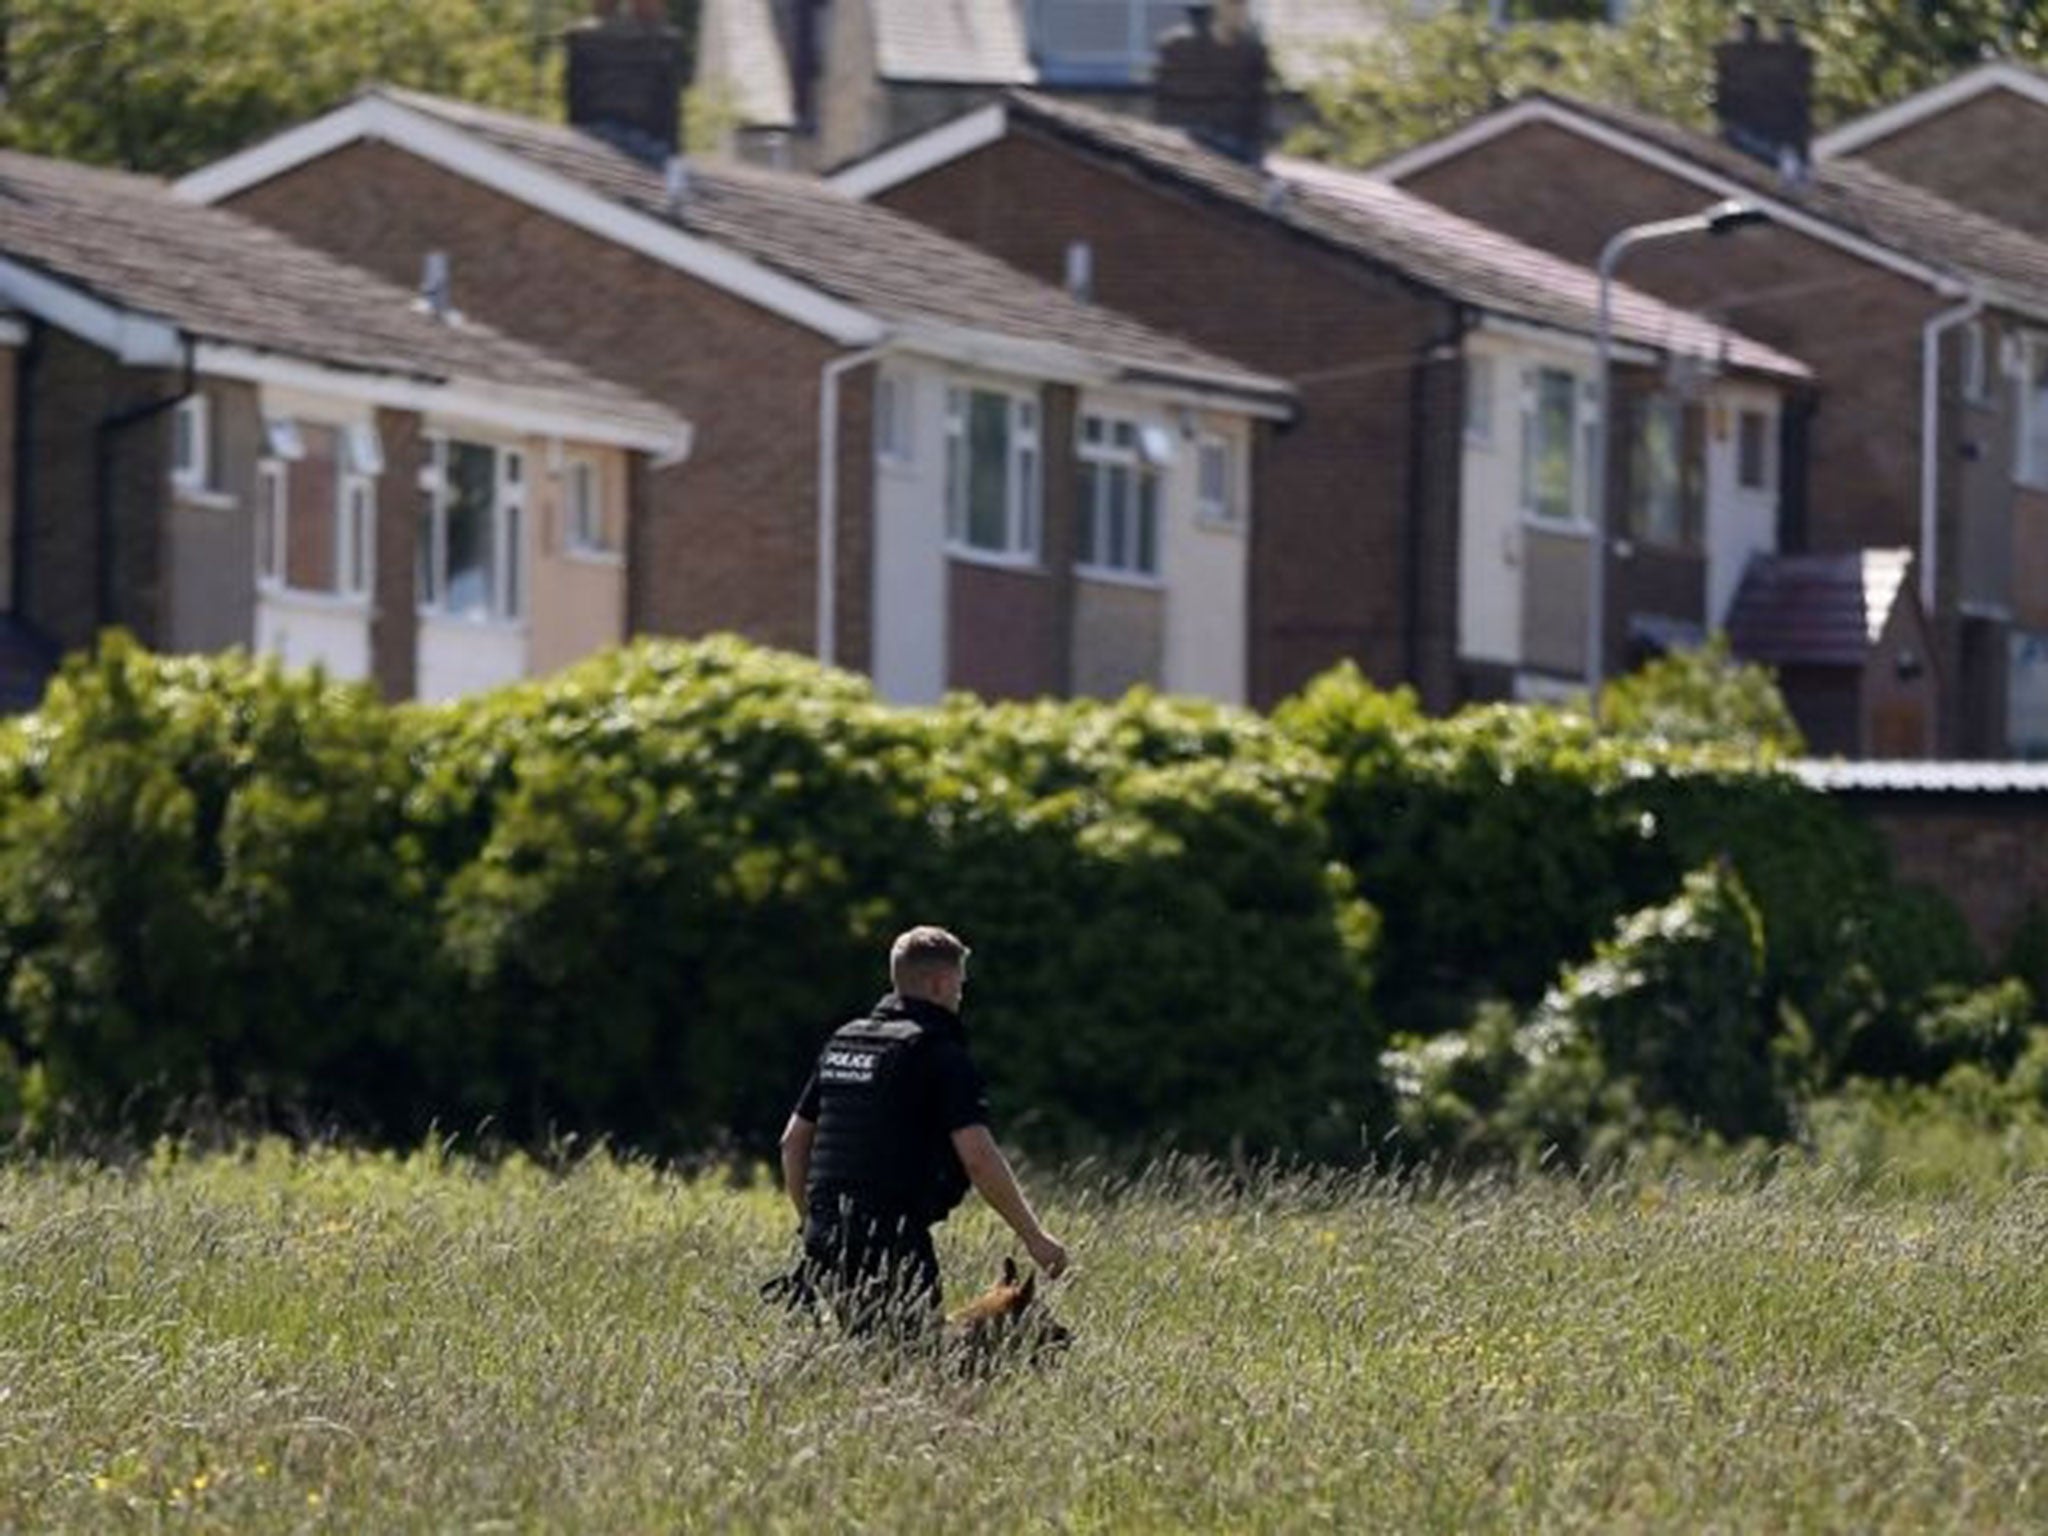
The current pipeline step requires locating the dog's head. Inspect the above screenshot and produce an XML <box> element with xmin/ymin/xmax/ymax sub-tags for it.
<box><xmin>949</xmin><ymin>1257</ymin><xmax>1071</xmax><ymax>1369</ymax></box>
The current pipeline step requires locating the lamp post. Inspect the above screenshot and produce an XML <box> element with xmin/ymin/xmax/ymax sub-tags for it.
<box><xmin>1588</xmin><ymin>198</ymin><xmax>1769</xmax><ymax>723</ymax></box>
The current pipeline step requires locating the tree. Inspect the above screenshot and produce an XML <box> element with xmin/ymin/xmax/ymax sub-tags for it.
<box><xmin>0</xmin><ymin>0</ymin><xmax>702</xmax><ymax>177</ymax></box>
<box><xmin>1296</xmin><ymin>0</ymin><xmax>2048</xmax><ymax>169</ymax></box>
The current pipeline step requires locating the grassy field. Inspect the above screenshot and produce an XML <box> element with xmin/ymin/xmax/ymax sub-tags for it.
<box><xmin>3</xmin><ymin>1142</ymin><xmax>2047</xmax><ymax>1533</ymax></box>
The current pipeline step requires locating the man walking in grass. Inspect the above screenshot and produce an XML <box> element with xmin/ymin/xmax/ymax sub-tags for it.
<box><xmin>778</xmin><ymin>925</ymin><xmax>1068</xmax><ymax>1336</ymax></box>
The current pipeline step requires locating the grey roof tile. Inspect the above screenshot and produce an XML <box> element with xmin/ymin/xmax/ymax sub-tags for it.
<box><xmin>872</xmin><ymin>0</ymin><xmax>1033</xmax><ymax>84</ymax></box>
<box><xmin>379</xmin><ymin>89</ymin><xmax>1293</xmax><ymax>400</ymax></box>
<box><xmin>0</xmin><ymin>149</ymin><xmax>682</xmax><ymax>432</ymax></box>
<box><xmin>999</xmin><ymin>91</ymin><xmax>1809</xmax><ymax>379</ymax></box>
<box><xmin>697</xmin><ymin>0</ymin><xmax>797</xmax><ymax>130</ymax></box>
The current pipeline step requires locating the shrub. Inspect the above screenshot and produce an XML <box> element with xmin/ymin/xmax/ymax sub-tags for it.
<box><xmin>1595</xmin><ymin>634</ymin><xmax>1806</xmax><ymax>756</ymax></box>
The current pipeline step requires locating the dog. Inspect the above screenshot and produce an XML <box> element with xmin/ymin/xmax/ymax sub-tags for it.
<box><xmin>945</xmin><ymin>1257</ymin><xmax>1071</xmax><ymax>1373</ymax></box>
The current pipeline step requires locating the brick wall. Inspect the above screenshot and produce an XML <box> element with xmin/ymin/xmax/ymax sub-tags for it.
<box><xmin>1848</xmin><ymin>91</ymin><xmax>2048</xmax><ymax>240</ymax></box>
<box><xmin>1836</xmin><ymin>792</ymin><xmax>2048</xmax><ymax>963</ymax></box>
<box><xmin>225</xmin><ymin>143</ymin><xmax>854</xmax><ymax>662</ymax></box>
<box><xmin>19</xmin><ymin>328</ymin><xmax>175</xmax><ymax>654</ymax></box>
<box><xmin>878</xmin><ymin>127</ymin><xmax>1461</xmax><ymax>708</ymax></box>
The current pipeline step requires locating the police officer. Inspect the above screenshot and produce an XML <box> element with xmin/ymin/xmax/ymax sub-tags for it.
<box><xmin>778</xmin><ymin>926</ymin><xmax>1068</xmax><ymax>1335</ymax></box>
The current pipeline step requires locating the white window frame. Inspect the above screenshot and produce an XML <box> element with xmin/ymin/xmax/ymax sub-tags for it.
<box><xmin>944</xmin><ymin>384</ymin><xmax>1041</xmax><ymax>564</ymax></box>
<box><xmin>1464</xmin><ymin>354</ymin><xmax>1495</xmax><ymax>447</ymax></box>
<box><xmin>874</xmin><ymin>371</ymin><xmax>913</xmax><ymax>469</ymax></box>
<box><xmin>172</xmin><ymin>395</ymin><xmax>209</xmax><ymax>494</ymax></box>
<box><xmin>1076</xmin><ymin>411</ymin><xmax>1165</xmax><ymax>581</ymax></box>
<box><xmin>1195</xmin><ymin>433</ymin><xmax>1240</xmax><ymax>529</ymax></box>
<box><xmin>561</xmin><ymin>457</ymin><xmax>618</xmax><ymax>560</ymax></box>
<box><xmin>420</xmin><ymin>435</ymin><xmax>527</xmax><ymax>624</ymax></box>
<box><xmin>255</xmin><ymin>460</ymin><xmax>286</xmax><ymax>588</ymax></box>
<box><xmin>2018</xmin><ymin>335</ymin><xmax>2048</xmax><ymax>490</ymax></box>
<box><xmin>1736</xmin><ymin>407</ymin><xmax>1776</xmax><ymax>494</ymax></box>
<box><xmin>339</xmin><ymin>473</ymin><xmax>375</xmax><ymax>601</ymax></box>
<box><xmin>1519</xmin><ymin>365</ymin><xmax>1592</xmax><ymax>529</ymax></box>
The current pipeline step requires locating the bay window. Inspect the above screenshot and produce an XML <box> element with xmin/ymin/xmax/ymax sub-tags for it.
<box><xmin>254</xmin><ymin>416</ymin><xmax>377</xmax><ymax>601</ymax></box>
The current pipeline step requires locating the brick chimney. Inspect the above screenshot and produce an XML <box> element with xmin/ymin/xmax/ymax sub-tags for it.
<box><xmin>1153</xmin><ymin>2</ymin><xmax>1270</xmax><ymax>162</ymax></box>
<box><xmin>566</xmin><ymin>0</ymin><xmax>684</xmax><ymax>160</ymax></box>
<box><xmin>1714</xmin><ymin>12</ymin><xmax>1812</xmax><ymax>175</ymax></box>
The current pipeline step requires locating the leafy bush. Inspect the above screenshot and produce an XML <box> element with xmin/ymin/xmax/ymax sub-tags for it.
<box><xmin>1384</xmin><ymin>864</ymin><xmax>1785</xmax><ymax>1168</ymax></box>
<box><xmin>1596</xmin><ymin>634</ymin><xmax>1806</xmax><ymax>756</ymax></box>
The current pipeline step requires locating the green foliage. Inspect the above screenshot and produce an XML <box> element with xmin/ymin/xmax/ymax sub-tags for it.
<box><xmin>0</xmin><ymin>0</ymin><xmax>701</xmax><ymax>177</ymax></box>
<box><xmin>0</xmin><ymin>635</ymin><xmax>436</xmax><ymax>1138</ymax></box>
<box><xmin>1596</xmin><ymin>634</ymin><xmax>1806</xmax><ymax>755</ymax></box>
<box><xmin>1296</xmin><ymin>0</ymin><xmax>2048</xmax><ymax>168</ymax></box>
<box><xmin>1384</xmin><ymin>862</ymin><xmax>1783</xmax><ymax>1167</ymax></box>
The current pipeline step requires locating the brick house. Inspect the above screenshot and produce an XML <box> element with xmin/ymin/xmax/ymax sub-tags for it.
<box><xmin>1815</xmin><ymin>62</ymin><xmax>2048</xmax><ymax>243</ymax></box>
<box><xmin>1378</xmin><ymin>21</ymin><xmax>2048</xmax><ymax>757</ymax></box>
<box><xmin>833</xmin><ymin>85</ymin><xmax>1811</xmax><ymax>711</ymax></box>
<box><xmin>694</xmin><ymin>0</ymin><xmax>1392</xmax><ymax>170</ymax></box>
<box><xmin>0</xmin><ymin>148</ymin><xmax>691</xmax><ymax>705</ymax></box>
<box><xmin>181</xmin><ymin>22</ymin><xmax>1295</xmax><ymax>709</ymax></box>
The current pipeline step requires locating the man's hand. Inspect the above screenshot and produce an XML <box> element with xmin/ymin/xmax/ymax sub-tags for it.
<box><xmin>1024</xmin><ymin>1228</ymin><xmax>1069</xmax><ymax>1279</ymax></box>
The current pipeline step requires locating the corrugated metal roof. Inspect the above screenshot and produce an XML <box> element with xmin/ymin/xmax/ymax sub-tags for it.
<box><xmin>1792</xmin><ymin>760</ymin><xmax>2048</xmax><ymax>793</ymax></box>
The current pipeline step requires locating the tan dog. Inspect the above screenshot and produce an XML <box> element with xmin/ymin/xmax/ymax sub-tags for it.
<box><xmin>946</xmin><ymin>1257</ymin><xmax>1071</xmax><ymax>1373</ymax></box>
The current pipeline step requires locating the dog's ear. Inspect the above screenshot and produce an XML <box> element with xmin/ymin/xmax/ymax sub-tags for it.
<box><xmin>1017</xmin><ymin>1269</ymin><xmax>1036</xmax><ymax>1307</ymax></box>
<box><xmin>1002</xmin><ymin>1255</ymin><xmax>1019</xmax><ymax>1286</ymax></box>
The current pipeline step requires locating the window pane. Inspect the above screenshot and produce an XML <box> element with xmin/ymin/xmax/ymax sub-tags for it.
<box><xmin>1136</xmin><ymin>469</ymin><xmax>1158</xmax><ymax>574</ymax></box>
<box><xmin>1528</xmin><ymin>369</ymin><xmax>1578</xmax><ymax>521</ymax></box>
<box><xmin>1106</xmin><ymin>462</ymin><xmax>1130</xmax><ymax>567</ymax></box>
<box><xmin>1078</xmin><ymin>461</ymin><xmax>1100</xmax><ymax>564</ymax></box>
<box><xmin>503</xmin><ymin>501</ymin><xmax>523</xmax><ymax>620</ymax></box>
<box><xmin>1199</xmin><ymin>439</ymin><xmax>1230</xmax><ymax>519</ymax></box>
<box><xmin>285</xmin><ymin>424</ymin><xmax>340</xmax><ymax>593</ymax></box>
<box><xmin>257</xmin><ymin>467</ymin><xmax>283</xmax><ymax>582</ymax></box>
<box><xmin>1017</xmin><ymin>440</ymin><xmax>1039</xmax><ymax>555</ymax></box>
<box><xmin>444</xmin><ymin>441</ymin><xmax>497</xmax><ymax>617</ymax></box>
<box><xmin>347</xmin><ymin>482</ymin><xmax>372</xmax><ymax>596</ymax></box>
<box><xmin>1629</xmin><ymin>397</ymin><xmax>1682</xmax><ymax>546</ymax></box>
<box><xmin>1465</xmin><ymin>356</ymin><xmax>1493</xmax><ymax>442</ymax></box>
<box><xmin>966</xmin><ymin>391</ymin><xmax>1011</xmax><ymax>551</ymax></box>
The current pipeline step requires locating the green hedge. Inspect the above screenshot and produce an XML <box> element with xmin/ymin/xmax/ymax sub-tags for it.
<box><xmin>0</xmin><ymin>635</ymin><xmax>1992</xmax><ymax>1162</ymax></box>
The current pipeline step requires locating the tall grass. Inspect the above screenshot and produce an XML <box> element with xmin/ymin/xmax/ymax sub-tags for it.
<box><xmin>3</xmin><ymin>1142</ymin><xmax>2047</xmax><ymax>1532</ymax></box>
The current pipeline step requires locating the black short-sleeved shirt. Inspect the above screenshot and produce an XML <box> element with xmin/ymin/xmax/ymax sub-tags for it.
<box><xmin>794</xmin><ymin>992</ymin><xmax>989</xmax><ymax>1134</ymax></box>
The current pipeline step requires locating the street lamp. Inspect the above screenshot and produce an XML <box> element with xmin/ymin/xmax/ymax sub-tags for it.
<box><xmin>1587</xmin><ymin>198</ymin><xmax>1769</xmax><ymax>723</ymax></box>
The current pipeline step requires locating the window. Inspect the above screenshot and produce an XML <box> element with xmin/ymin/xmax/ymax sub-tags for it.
<box><xmin>1962</xmin><ymin>321</ymin><xmax>1990</xmax><ymax>404</ymax></box>
<box><xmin>2020</xmin><ymin>336</ymin><xmax>2048</xmax><ymax>489</ymax></box>
<box><xmin>874</xmin><ymin>373</ymin><xmax>912</xmax><ymax>466</ymax></box>
<box><xmin>1464</xmin><ymin>355</ymin><xmax>1494</xmax><ymax>446</ymax></box>
<box><xmin>1196</xmin><ymin>435</ymin><xmax>1238</xmax><ymax>527</ymax></box>
<box><xmin>172</xmin><ymin>395</ymin><xmax>209</xmax><ymax>493</ymax></box>
<box><xmin>1626</xmin><ymin>395</ymin><xmax>1703</xmax><ymax>549</ymax></box>
<box><xmin>563</xmin><ymin>459</ymin><xmax>616</xmax><ymax>557</ymax></box>
<box><xmin>945</xmin><ymin>386</ymin><xmax>1040</xmax><ymax>560</ymax></box>
<box><xmin>1737</xmin><ymin>408</ymin><xmax>1774</xmax><ymax>492</ymax></box>
<box><xmin>1032</xmin><ymin>0</ymin><xmax>1191</xmax><ymax>82</ymax></box>
<box><xmin>1077</xmin><ymin>413</ymin><xmax>1166</xmax><ymax>578</ymax></box>
<box><xmin>1521</xmin><ymin>367</ymin><xmax>1584</xmax><ymax>524</ymax></box>
<box><xmin>420</xmin><ymin>437</ymin><xmax>526</xmax><ymax>621</ymax></box>
<box><xmin>253</xmin><ymin>420</ymin><xmax>376</xmax><ymax>602</ymax></box>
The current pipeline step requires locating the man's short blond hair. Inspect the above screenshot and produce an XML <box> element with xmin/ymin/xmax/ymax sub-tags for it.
<box><xmin>890</xmin><ymin>925</ymin><xmax>969</xmax><ymax>989</ymax></box>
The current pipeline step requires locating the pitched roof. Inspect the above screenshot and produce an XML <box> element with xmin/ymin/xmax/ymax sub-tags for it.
<box><xmin>1387</xmin><ymin>91</ymin><xmax>2048</xmax><ymax>322</ymax></box>
<box><xmin>0</xmin><ymin>148</ymin><xmax>686</xmax><ymax>444</ymax></box>
<box><xmin>368</xmin><ymin>89</ymin><xmax>1293</xmax><ymax>407</ymax></box>
<box><xmin>1815</xmin><ymin>60</ymin><xmax>2048</xmax><ymax>160</ymax></box>
<box><xmin>1725</xmin><ymin>548</ymin><xmax>1915</xmax><ymax>668</ymax></box>
<box><xmin>871</xmin><ymin>0</ymin><xmax>1033</xmax><ymax>84</ymax></box>
<box><xmin>696</xmin><ymin>0</ymin><xmax>796</xmax><ymax>131</ymax></box>
<box><xmin>908</xmin><ymin>91</ymin><xmax>1807</xmax><ymax>379</ymax></box>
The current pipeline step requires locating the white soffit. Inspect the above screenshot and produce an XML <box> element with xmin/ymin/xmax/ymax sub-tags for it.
<box><xmin>829</xmin><ymin>101</ymin><xmax>1010</xmax><ymax>199</ymax></box>
<box><xmin>1373</xmin><ymin>97</ymin><xmax>1960</xmax><ymax>299</ymax></box>
<box><xmin>0</xmin><ymin>256</ymin><xmax>183</xmax><ymax>365</ymax></box>
<box><xmin>177</xmin><ymin>94</ymin><xmax>886</xmax><ymax>347</ymax></box>
<box><xmin>1815</xmin><ymin>63</ymin><xmax>2048</xmax><ymax>160</ymax></box>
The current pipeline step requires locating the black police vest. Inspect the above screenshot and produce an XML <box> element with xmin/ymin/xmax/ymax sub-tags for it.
<box><xmin>807</xmin><ymin>1015</ymin><xmax>968</xmax><ymax>1223</ymax></box>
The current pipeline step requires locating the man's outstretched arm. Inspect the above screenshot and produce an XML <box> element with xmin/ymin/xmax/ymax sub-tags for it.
<box><xmin>779</xmin><ymin>1113</ymin><xmax>816</xmax><ymax>1223</ymax></box>
<box><xmin>951</xmin><ymin>1123</ymin><xmax>1068</xmax><ymax>1278</ymax></box>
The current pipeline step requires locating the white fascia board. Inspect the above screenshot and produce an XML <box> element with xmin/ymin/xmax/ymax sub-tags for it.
<box><xmin>0</xmin><ymin>256</ymin><xmax>184</xmax><ymax>365</ymax></box>
<box><xmin>829</xmin><ymin>101</ymin><xmax>1010</xmax><ymax>199</ymax></box>
<box><xmin>178</xmin><ymin>95</ymin><xmax>885</xmax><ymax>348</ymax></box>
<box><xmin>1375</xmin><ymin>98</ymin><xmax>1963</xmax><ymax>299</ymax></box>
<box><xmin>894</xmin><ymin>320</ymin><xmax>1294</xmax><ymax>419</ymax></box>
<box><xmin>1473</xmin><ymin>312</ymin><xmax>1658</xmax><ymax>368</ymax></box>
<box><xmin>1815</xmin><ymin>64</ymin><xmax>2048</xmax><ymax>159</ymax></box>
<box><xmin>196</xmin><ymin>343</ymin><xmax>695</xmax><ymax>460</ymax></box>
